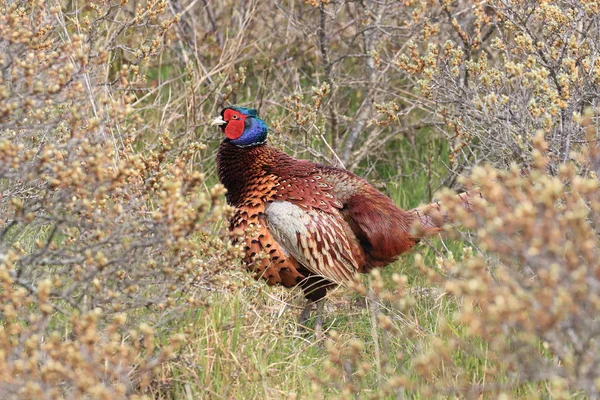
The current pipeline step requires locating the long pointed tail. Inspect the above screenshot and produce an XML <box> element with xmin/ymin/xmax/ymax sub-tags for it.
<box><xmin>408</xmin><ymin>191</ymin><xmax>483</xmax><ymax>238</ymax></box>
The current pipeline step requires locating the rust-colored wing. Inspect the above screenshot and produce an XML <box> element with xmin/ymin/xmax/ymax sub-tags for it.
<box><xmin>264</xmin><ymin>201</ymin><xmax>360</xmax><ymax>284</ymax></box>
<box><xmin>265</xmin><ymin>159</ymin><xmax>343</xmax><ymax>212</ymax></box>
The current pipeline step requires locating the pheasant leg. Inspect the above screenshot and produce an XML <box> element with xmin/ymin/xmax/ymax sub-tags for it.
<box><xmin>297</xmin><ymin>299</ymin><xmax>326</xmax><ymax>338</ymax></box>
<box><xmin>314</xmin><ymin>300</ymin><xmax>325</xmax><ymax>339</ymax></box>
<box><xmin>298</xmin><ymin>300</ymin><xmax>315</xmax><ymax>330</ymax></box>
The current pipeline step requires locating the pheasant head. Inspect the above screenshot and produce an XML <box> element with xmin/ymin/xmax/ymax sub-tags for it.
<box><xmin>211</xmin><ymin>106</ymin><xmax>268</xmax><ymax>147</ymax></box>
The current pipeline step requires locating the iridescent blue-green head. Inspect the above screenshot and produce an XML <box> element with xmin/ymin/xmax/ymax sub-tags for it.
<box><xmin>211</xmin><ymin>106</ymin><xmax>268</xmax><ymax>147</ymax></box>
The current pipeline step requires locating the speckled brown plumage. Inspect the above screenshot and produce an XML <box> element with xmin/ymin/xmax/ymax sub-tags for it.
<box><xmin>216</xmin><ymin>138</ymin><xmax>477</xmax><ymax>301</ymax></box>
<box><xmin>213</xmin><ymin>106</ymin><xmax>478</xmax><ymax>302</ymax></box>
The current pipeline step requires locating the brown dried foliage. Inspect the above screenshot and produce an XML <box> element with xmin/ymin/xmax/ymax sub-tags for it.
<box><xmin>432</xmin><ymin>120</ymin><xmax>600</xmax><ymax>397</ymax></box>
<box><xmin>393</xmin><ymin>0</ymin><xmax>600</xmax><ymax>183</ymax></box>
<box><xmin>0</xmin><ymin>1</ymin><xmax>235</xmax><ymax>398</ymax></box>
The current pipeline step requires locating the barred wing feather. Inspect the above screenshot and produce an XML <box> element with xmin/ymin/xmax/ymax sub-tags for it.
<box><xmin>264</xmin><ymin>201</ymin><xmax>358</xmax><ymax>284</ymax></box>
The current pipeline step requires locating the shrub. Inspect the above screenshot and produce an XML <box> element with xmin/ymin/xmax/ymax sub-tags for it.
<box><xmin>393</xmin><ymin>0</ymin><xmax>600</xmax><ymax>182</ymax></box>
<box><xmin>0</xmin><ymin>1</ymin><xmax>233</xmax><ymax>397</ymax></box>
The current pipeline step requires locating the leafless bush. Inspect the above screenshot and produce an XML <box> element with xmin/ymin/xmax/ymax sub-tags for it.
<box><xmin>433</xmin><ymin>120</ymin><xmax>600</xmax><ymax>397</ymax></box>
<box><xmin>167</xmin><ymin>0</ymin><xmax>467</xmax><ymax>178</ymax></box>
<box><xmin>393</xmin><ymin>0</ymin><xmax>600</xmax><ymax>183</ymax></box>
<box><xmin>0</xmin><ymin>1</ymin><xmax>234</xmax><ymax>397</ymax></box>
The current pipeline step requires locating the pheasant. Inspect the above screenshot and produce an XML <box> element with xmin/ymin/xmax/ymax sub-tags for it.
<box><xmin>212</xmin><ymin>106</ymin><xmax>478</xmax><ymax>326</ymax></box>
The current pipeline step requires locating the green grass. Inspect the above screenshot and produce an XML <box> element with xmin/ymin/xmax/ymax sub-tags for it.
<box><xmin>151</xmin><ymin>259</ymin><xmax>555</xmax><ymax>398</ymax></box>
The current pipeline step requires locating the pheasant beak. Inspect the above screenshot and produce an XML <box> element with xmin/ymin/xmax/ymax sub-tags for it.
<box><xmin>210</xmin><ymin>115</ymin><xmax>227</xmax><ymax>127</ymax></box>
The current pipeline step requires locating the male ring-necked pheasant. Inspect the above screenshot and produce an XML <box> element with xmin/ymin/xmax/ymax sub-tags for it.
<box><xmin>212</xmin><ymin>106</ymin><xmax>477</xmax><ymax>325</ymax></box>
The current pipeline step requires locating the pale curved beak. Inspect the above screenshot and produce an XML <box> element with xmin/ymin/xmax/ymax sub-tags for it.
<box><xmin>210</xmin><ymin>115</ymin><xmax>226</xmax><ymax>126</ymax></box>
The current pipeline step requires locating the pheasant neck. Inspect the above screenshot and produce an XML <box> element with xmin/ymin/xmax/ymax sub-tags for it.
<box><xmin>229</xmin><ymin>116</ymin><xmax>268</xmax><ymax>147</ymax></box>
<box><xmin>216</xmin><ymin>140</ymin><xmax>269</xmax><ymax>206</ymax></box>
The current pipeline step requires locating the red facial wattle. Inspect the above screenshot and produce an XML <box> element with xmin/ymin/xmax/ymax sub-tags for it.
<box><xmin>223</xmin><ymin>109</ymin><xmax>246</xmax><ymax>140</ymax></box>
